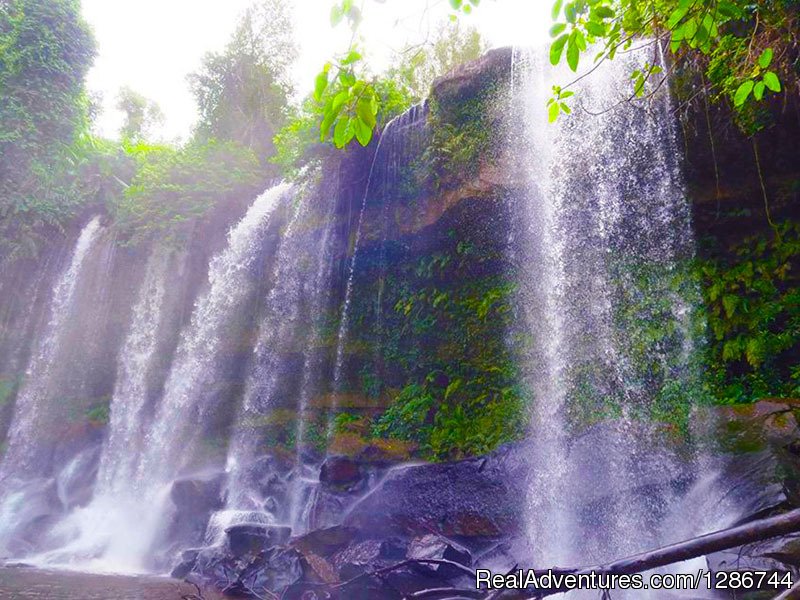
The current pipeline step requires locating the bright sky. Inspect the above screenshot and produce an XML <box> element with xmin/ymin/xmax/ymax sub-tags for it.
<box><xmin>82</xmin><ymin>0</ymin><xmax>550</xmax><ymax>141</ymax></box>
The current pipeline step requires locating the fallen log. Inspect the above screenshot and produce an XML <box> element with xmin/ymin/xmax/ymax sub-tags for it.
<box><xmin>402</xmin><ymin>508</ymin><xmax>800</xmax><ymax>600</ymax></box>
<box><xmin>560</xmin><ymin>507</ymin><xmax>800</xmax><ymax>580</ymax></box>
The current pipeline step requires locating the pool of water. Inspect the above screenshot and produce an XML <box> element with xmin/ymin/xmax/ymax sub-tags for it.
<box><xmin>0</xmin><ymin>567</ymin><xmax>223</xmax><ymax>600</ymax></box>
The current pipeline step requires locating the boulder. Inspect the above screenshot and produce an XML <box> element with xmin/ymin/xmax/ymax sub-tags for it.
<box><xmin>344</xmin><ymin>443</ymin><xmax>527</xmax><ymax>538</ymax></box>
<box><xmin>292</xmin><ymin>525</ymin><xmax>359</xmax><ymax>557</ymax></box>
<box><xmin>226</xmin><ymin>523</ymin><xmax>266</xmax><ymax>556</ymax></box>
<box><xmin>406</xmin><ymin>533</ymin><xmax>472</xmax><ymax>578</ymax></box>
<box><xmin>331</xmin><ymin>538</ymin><xmax>407</xmax><ymax>580</ymax></box>
<box><xmin>238</xmin><ymin>546</ymin><xmax>304</xmax><ymax>597</ymax></box>
<box><xmin>706</xmin><ymin>400</ymin><xmax>800</xmax><ymax>575</ymax></box>
<box><xmin>708</xmin><ymin>532</ymin><xmax>800</xmax><ymax>574</ymax></box>
<box><xmin>190</xmin><ymin>543</ymin><xmax>304</xmax><ymax>598</ymax></box>
<box><xmin>170</xmin><ymin>548</ymin><xmax>201</xmax><ymax>579</ymax></box>
<box><xmin>319</xmin><ymin>455</ymin><xmax>363</xmax><ymax>491</ymax></box>
<box><xmin>167</xmin><ymin>471</ymin><xmax>226</xmax><ymax>548</ymax></box>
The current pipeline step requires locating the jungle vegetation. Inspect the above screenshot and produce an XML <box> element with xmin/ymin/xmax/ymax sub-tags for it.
<box><xmin>0</xmin><ymin>0</ymin><xmax>797</xmax><ymax>460</ymax></box>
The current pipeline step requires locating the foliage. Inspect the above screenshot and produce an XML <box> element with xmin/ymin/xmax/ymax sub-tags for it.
<box><xmin>314</xmin><ymin>2</ymin><xmax>490</xmax><ymax>150</ymax></box>
<box><xmin>111</xmin><ymin>139</ymin><xmax>263</xmax><ymax>245</ymax></box>
<box><xmin>425</xmin><ymin>93</ymin><xmax>494</xmax><ymax>189</ymax></box>
<box><xmin>546</xmin><ymin>0</ymin><xmax>797</xmax><ymax>132</ymax></box>
<box><xmin>699</xmin><ymin>221</ymin><xmax>800</xmax><ymax>403</ymax></box>
<box><xmin>189</xmin><ymin>0</ymin><xmax>296</xmax><ymax>164</ymax></box>
<box><xmin>116</xmin><ymin>86</ymin><xmax>164</xmax><ymax>142</ymax></box>
<box><xmin>86</xmin><ymin>404</ymin><xmax>110</xmax><ymax>426</ymax></box>
<box><xmin>358</xmin><ymin>237</ymin><xmax>525</xmax><ymax>460</ymax></box>
<box><xmin>388</xmin><ymin>20</ymin><xmax>486</xmax><ymax>102</ymax></box>
<box><xmin>0</xmin><ymin>0</ymin><xmax>96</xmax><ymax>265</ymax></box>
<box><xmin>271</xmin><ymin>77</ymin><xmax>413</xmax><ymax>176</ymax></box>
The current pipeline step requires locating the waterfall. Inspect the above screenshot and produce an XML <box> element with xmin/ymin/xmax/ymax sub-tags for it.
<box><xmin>512</xmin><ymin>44</ymin><xmax>708</xmax><ymax>580</ymax></box>
<box><xmin>328</xmin><ymin>105</ymin><xmax>428</xmax><ymax>441</ymax></box>
<box><xmin>136</xmin><ymin>182</ymin><xmax>290</xmax><ymax>488</ymax></box>
<box><xmin>22</xmin><ymin>183</ymin><xmax>291</xmax><ymax>573</ymax></box>
<box><xmin>205</xmin><ymin>178</ymin><xmax>340</xmax><ymax>539</ymax></box>
<box><xmin>28</xmin><ymin>247</ymin><xmax>177</xmax><ymax>571</ymax></box>
<box><xmin>0</xmin><ymin>217</ymin><xmax>103</xmax><ymax>553</ymax></box>
<box><xmin>0</xmin><ymin>217</ymin><xmax>103</xmax><ymax>481</ymax></box>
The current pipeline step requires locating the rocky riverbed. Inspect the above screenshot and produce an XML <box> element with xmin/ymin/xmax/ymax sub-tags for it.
<box><xmin>168</xmin><ymin>400</ymin><xmax>800</xmax><ymax>599</ymax></box>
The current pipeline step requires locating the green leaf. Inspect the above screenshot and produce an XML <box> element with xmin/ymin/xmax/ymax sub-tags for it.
<box><xmin>313</xmin><ymin>70</ymin><xmax>328</xmax><ymax>102</ymax></box>
<box><xmin>550</xmin><ymin>34</ymin><xmax>568</xmax><ymax>65</ymax></box>
<box><xmin>566</xmin><ymin>36</ymin><xmax>580</xmax><ymax>71</ymax></box>
<box><xmin>722</xmin><ymin>294</ymin><xmax>738</xmax><ymax>318</ymax></box>
<box><xmin>667</xmin><ymin>6</ymin><xmax>689</xmax><ymax>29</ymax></box>
<box><xmin>551</xmin><ymin>0</ymin><xmax>564</xmax><ymax>20</ymax></box>
<box><xmin>353</xmin><ymin>117</ymin><xmax>372</xmax><ymax>146</ymax></box>
<box><xmin>565</xmin><ymin>2</ymin><xmax>577</xmax><ymax>23</ymax></box>
<box><xmin>548</xmin><ymin>101</ymin><xmax>560</xmax><ymax>122</ymax></box>
<box><xmin>550</xmin><ymin>23</ymin><xmax>567</xmax><ymax>37</ymax></box>
<box><xmin>585</xmin><ymin>21</ymin><xmax>605</xmax><ymax>36</ymax></box>
<box><xmin>634</xmin><ymin>74</ymin><xmax>645</xmax><ymax>97</ymax></box>
<box><xmin>333</xmin><ymin>116</ymin><xmax>350</xmax><ymax>148</ymax></box>
<box><xmin>734</xmin><ymin>80</ymin><xmax>754</xmax><ymax>107</ymax></box>
<box><xmin>559</xmin><ymin>102</ymin><xmax>571</xmax><ymax>114</ymax></box>
<box><xmin>356</xmin><ymin>97</ymin><xmax>377</xmax><ymax>129</ymax></box>
<box><xmin>331</xmin><ymin>90</ymin><xmax>348</xmax><ymax>114</ymax></box>
<box><xmin>593</xmin><ymin>5</ymin><xmax>614</xmax><ymax>19</ymax></box>
<box><xmin>449</xmin><ymin>0</ymin><xmax>462</xmax><ymax>8</ymax></box>
<box><xmin>341</xmin><ymin>50</ymin><xmax>362</xmax><ymax>65</ymax></box>
<box><xmin>575</xmin><ymin>29</ymin><xmax>587</xmax><ymax>51</ymax></box>
<box><xmin>758</xmin><ymin>48</ymin><xmax>773</xmax><ymax>69</ymax></box>
<box><xmin>330</xmin><ymin>4</ymin><xmax>343</xmax><ymax>27</ymax></box>
<box><xmin>444</xmin><ymin>378</ymin><xmax>462</xmax><ymax>400</ymax></box>
<box><xmin>717</xmin><ymin>1</ymin><xmax>742</xmax><ymax>18</ymax></box>
<box><xmin>763</xmin><ymin>71</ymin><xmax>781</xmax><ymax>92</ymax></box>
<box><xmin>753</xmin><ymin>81</ymin><xmax>765</xmax><ymax>101</ymax></box>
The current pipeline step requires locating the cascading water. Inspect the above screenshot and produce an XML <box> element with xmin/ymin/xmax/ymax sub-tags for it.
<box><xmin>328</xmin><ymin>105</ymin><xmax>428</xmax><ymax>440</ymax></box>
<box><xmin>0</xmin><ymin>217</ymin><xmax>103</xmax><ymax>553</ymax></box>
<box><xmin>18</xmin><ymin>183</ymin><xmax>291</xmax><ymax>572</ymax></box>
<box><xmin>0</xmin><ymin>45</ymin><xmax>758</xmax><ymax>593</ymax></box>
<box><xmin>209</xmin><ymin>177</ymin><xmax>339</xmax><ymax>540</ymax></box>
<box><xmin>512</xmin><ymin>44</ymin><xmax>724</xmax><ymax>590</ymax></box>
<box><xmin>30</xmin><ymin>247</ymin><xmax>179</xmax><ymax>571</ymax></box>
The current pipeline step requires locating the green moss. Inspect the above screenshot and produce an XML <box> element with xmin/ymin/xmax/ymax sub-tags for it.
<box><xmin>85</xmin><ymin>404</ymin><xmax>110</xmax><ymax>426</ymax></box>
<box><xmin>698</xmin><ymin>220</ymin><xmax>800</xmax><ymax>404</ymax></box>
<box><xmin>0</xmin><ymin>377</ymin><xmax>20</xmax><ymax>408</ymax></box>
<box><xmin>425</xmin><ymin>82</ymin><xmax>500</xmax><ymax>190</ymax></box>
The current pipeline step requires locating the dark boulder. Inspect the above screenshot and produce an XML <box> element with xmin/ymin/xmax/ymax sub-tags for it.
<box><xmin>331</xmin><ymin>538</ymin><xmax>406</xmax><ymax>580</ymax></box>
<box><xmin>344</xmin><ymin>443</ymin><xmax>527</xmax><ymax>538</ymax></box>
<box><xmin>706</xmin><ymin>400</ymin><xmax>800</xmax><ymax>575</ymax></box>
<box><xmin>292</xmin><ymin>525</ymin><xmax>359</xmax><ymax>557</ymax></box>
<box><xmin>170</xmin><ymin>548</ymin><xmax>201</xmax><ymax>579</ymax></box>
<box><xmin>189</xmin><ymin>543</ymin><xmax>304</xmax><ymax>597</ymax></box>
<box><xmin>226</xmin><ymin>524</ymin><xmax>269</xmax><ymax>557</ymax></box>
<box><xmin>406</xmin><ymin>533</ymin><xmax>472</xmax><ymax>579</ymax></box>
<box><xmin>319</xmin><ymin>455</ymin><xmax>363</xmax><ymax>491</ymax></box>
<box><xmin>237</xmin><ymin>546</ymin><xmax>304</xmax><ymax>597</ymax></box>
<box><xmin>166</xmin><ymin>471</ymin><xmax>226</xmax><ymax>549</ymax></box>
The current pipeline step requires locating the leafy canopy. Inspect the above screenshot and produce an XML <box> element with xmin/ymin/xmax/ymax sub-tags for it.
<box><xmin>0</xmin><ymin>0</ymin><xmax>96</xmax><ymax>265</ymax></box>
<box><xmin>189</xmin><ymin>0</ymin><xmax>297</xmax><ymax>165</ymax></box>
